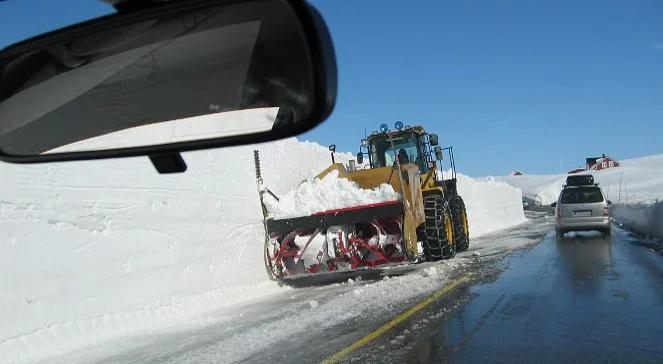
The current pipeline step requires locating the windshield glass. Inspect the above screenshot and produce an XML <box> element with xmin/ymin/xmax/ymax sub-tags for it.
<box><xmin>370</xmin><ymin>133</ymin><xmax>425</xmax><ymax>170</ymax></box>
<box><xmin>560</xmin><ymin>187</ymin><xmax>604</xmax><ymax>204</ymax></box>
<box><xmin>3</xmin><ymin>2</ymin><xmax>663</xmax><ymax>364</ymax></box>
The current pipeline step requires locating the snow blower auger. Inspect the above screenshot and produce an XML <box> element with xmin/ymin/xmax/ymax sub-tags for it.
<box><xmin>255</xmin><ymin>122</ymin><xmax>470</xmax><ymax>282</ymax></box>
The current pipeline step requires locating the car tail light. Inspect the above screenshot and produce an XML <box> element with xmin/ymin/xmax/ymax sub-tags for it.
<box><xmin>556</xmin><ymin>207</ymin><xmax>561</xmax><ymax>218</ymax></box>
<box><xmin>603</xmin><ymin>206</ymin><xmax>610</xmax><ymax>216</ymax></box>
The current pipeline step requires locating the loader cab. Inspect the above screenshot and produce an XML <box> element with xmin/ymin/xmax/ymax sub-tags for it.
<box><xmin>362</xmin><ymin>125</ymin><xmax>436</xmax><ymax>173</ymax></box>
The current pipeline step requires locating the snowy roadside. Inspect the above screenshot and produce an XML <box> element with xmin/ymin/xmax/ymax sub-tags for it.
<box><xmin>0</xmin><ymin>138</ymin><xmax>345</xmax><ymax>364</ymax></box>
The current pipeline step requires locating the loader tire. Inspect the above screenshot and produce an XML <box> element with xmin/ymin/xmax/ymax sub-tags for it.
<box><xmin>449</xmin><ymin>195</ymin><xmax>470</xmax><ymax>252</ymax></box>
<box><xmin>423</xmin><ymin>194</ymin><xmax>455</xmax><ymax>261</ymax></box>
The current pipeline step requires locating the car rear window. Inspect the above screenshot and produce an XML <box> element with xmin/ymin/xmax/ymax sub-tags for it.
<box><xmin>560</xmin><ymin>187</ymin><xmax>604</xmax><ymax>204</ymax></box>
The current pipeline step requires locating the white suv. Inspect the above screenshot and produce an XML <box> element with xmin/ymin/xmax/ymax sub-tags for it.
<box><xmin>552</xmin><ymin>175</ymin><xmax>611</xmax><ymax>237</ymax></box>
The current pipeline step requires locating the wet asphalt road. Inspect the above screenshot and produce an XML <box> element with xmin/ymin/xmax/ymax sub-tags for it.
<box><xmin>361</xmin><ymin>227</ymin><xmax>663</xmax><ymax>363</ymax></box>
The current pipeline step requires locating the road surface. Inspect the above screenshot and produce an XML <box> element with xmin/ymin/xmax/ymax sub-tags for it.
<box><xmin>52</xmin><ymin>214</ymin><xmax>663</xmax><ymax>363</ymax></box>
<box><xmin>345</xmin><ymin>226</ymin><xmax>663</xmax><ymax>363</ymax></box>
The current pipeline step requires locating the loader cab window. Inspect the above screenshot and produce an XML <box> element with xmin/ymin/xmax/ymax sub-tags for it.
<box><xmin>369</xmin><ymin>133</ymin><xmax>427</xmax><ymax>171</ymax></box>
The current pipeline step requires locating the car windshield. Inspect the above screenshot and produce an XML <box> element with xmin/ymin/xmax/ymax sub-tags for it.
<box><xmin>560</xmin><ymin>187</ymin><xmax>604</xmax><ymax>204</ymax></box>
<box><xmin>3</xmin><ymin>1</ymin><xmax>663</xmax><ymax>364</ymax></box>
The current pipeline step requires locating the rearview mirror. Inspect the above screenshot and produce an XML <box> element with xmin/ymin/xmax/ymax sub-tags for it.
<box><xmin>551</xmin><ymin>202</ymin><xmax>557</xmax><ymax>208</ymax></box>
<box><xmin>607</xmin><ymin>200</ymin><xmax>612</xmax><ymax>206</ymax></box>
<box><xmin>0</xmin><ymin>0</ymin><xmax>336</xmax><ymax>170</ymax></box>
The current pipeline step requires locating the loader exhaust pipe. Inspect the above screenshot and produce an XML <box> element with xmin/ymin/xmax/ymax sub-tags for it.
<box><xmin>329</xmin><ymin>144</ymin><xmax>336</xmax><ymax>164</ymax></box>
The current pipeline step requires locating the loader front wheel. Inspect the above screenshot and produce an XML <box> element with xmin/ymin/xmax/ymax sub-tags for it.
<box><xmin>449</xmin><ymin>195</ymin><xmax>470</xmax><ymax>252</ymax></box>
<box><xmin>423</xmin><ymin>195</ymin><xmax>455</xmax><ymax>261</ymax></box>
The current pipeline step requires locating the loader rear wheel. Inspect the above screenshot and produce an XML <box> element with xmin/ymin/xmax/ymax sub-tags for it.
<box><xmin>423</xmin><ymin>195</ymin><xmax>455</xmax><ymax>261</ymax></box>
<box><xmin>449</xmin><ymin>195</ymin><xmax>470</xmax><ymax>252</ymax></box>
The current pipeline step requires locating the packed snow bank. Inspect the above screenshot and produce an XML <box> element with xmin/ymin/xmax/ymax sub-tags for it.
<box><xmin>612</xmin><ymin>201</ymin><xmax>663</xmax><ymax>239</ymax></box>
<box><xmin>0</xmin><ymin>138</ymin><xmax>524</xmax><ymax>363</ymax></box>
<box><xmin>0</xmin><ymin>138</ymin><xmax>352</xmax><ymax>364</ymax></box>
<box><xmin>264</xmin><ymin>170</ymin><xmax>400</xmax><ymax>219</ymax></box>
<box><xmin>456</xmin><ymin>173</ymin><xmax>527</xmax><ymax>237</ymax></box>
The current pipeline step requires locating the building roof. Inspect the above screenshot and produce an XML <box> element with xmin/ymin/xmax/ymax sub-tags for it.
<box><xmin>588</xmin><ymin>155</ymin><xmax>619</xmax><ymax>170</ymax></box>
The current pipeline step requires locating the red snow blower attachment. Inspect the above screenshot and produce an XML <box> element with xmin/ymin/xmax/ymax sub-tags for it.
<box><xmin>263</xmin><ymin>200</ymin><xmax>405</xmax><ymax>279</ymax></box>
<box><xmin>253</xmin><ymin>123</ymin><xmax>470</xmax><ymax>282</ymax></box>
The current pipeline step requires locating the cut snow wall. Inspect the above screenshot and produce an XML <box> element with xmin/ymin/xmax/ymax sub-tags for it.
<box><xmin>456</xmin><ymin>174</ymin><xmax>526</xmax><ymax>237</ymax></box>
<box><xmin>612</xmin><ymin>202</ymin><xmax>663</xmax><ymax>239</ymax></box>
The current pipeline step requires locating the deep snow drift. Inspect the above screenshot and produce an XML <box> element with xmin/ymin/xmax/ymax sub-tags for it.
<box><xmin>495</xmin><ymin>154</ymin><xmax>663</xmax><ymax>238</ymax></box>
<box><xmin>0</xmin><ymin>139</ymin><xmax>524</xmax><ymax>363</ymax></box>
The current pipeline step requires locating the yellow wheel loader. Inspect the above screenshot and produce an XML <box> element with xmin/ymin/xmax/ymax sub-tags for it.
<box><xmin>255</xmin><ymin>122</ymin><xmax>470</xmax><ymax>280</ymax></box>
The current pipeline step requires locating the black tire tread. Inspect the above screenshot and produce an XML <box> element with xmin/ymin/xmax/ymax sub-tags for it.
<box><xmin>448</xmin><ymin>195</ymin><xmax>470</xmax><ymax>252</ymax></box>
<box><xmin>423</xmin><ymin>194</ymin><xmax>455</xmax><ymax>261</ymax></box>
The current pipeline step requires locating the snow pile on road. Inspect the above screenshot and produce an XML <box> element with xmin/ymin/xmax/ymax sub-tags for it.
<box><xmin>264</xmin><ymin>170</ymin><xmax>400</xmax><ymax>219</ymax></box>
<box><xmin>495</xmin><ymin>154</ymin><xmax>663</xmax><ymax>238</ymax></box>
<box><xmin>0</xmin><ymin>137</ymin><xmax>525</xmax><ymax>363</ymax></box>
<box><xmin>456</xmin><ymin>173</ymin><xmax>527</xmax><ymax>237</ymax></box>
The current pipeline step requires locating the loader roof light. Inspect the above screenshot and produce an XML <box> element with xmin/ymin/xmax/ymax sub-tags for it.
<box><xmin>379</xmin><ymin>123</ymin><xmax>389</xmax><ymax>133</ymax></box>
<box><xmin>394</xmin><ymin>121</ymin><xmax>404</xmax><ymax>130</ymax></box>
<box><xmin>361</xmin><ymin>138</ymin><xmax>368</xmax><ymax>146</ymax></box>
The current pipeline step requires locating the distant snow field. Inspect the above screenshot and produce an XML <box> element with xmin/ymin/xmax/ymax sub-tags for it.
<box><xmin>494</xmin><ymin>154</ymin><xmax>663</xmax><ymax>238</ymax></box>
<box><xmin>495</xmin><ymin>154</ymin><xmax>663</xmax><ymax>206</ymax></box>
<box><xmin>0</xmin><ymin>138</ymin><xmax>525</xmax><ymax>363</ymax></box>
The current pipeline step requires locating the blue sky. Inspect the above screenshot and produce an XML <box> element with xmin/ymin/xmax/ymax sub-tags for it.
<box><xmin>1</xmin><ymin>0</ymin><xmax>662</xmax><ymax>176</ymax></box>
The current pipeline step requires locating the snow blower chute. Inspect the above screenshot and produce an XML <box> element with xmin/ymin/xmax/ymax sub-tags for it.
<box><xmin>255</xmin><ymin>123</ymin><xmax>470</xmax><ymax>281</ymax></box>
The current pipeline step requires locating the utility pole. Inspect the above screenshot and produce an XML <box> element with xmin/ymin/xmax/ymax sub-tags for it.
<box><xmin>618</xmin><ymin>171</ymin><xmax>623</xmax><ymax>203</ymax></box>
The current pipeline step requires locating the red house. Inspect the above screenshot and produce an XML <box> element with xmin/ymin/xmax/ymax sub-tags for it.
<box><xmin>586</xmin><ymin>154</ymin><xmax>619</xmax><ymax>171</ymax></box>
